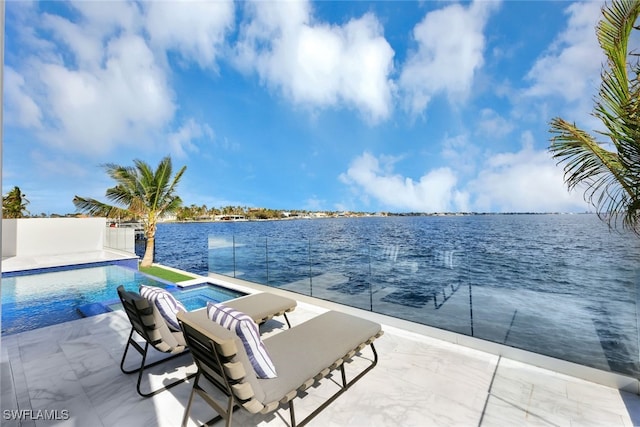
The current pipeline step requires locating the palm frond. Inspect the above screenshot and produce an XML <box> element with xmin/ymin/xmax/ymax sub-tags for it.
<box><xmin>549</xmin><ymin>0</ymin><xmax>640</xmax><ymax>233</ymax></box>
<box><xmin>151</xmin><ymin>156</ymin><xmax>172</xmax><ymax>209</ymax></box>
<box><xmin>75</xmin><ymin>156</ymin><xmax>186</xmax><ymax>264</ymax></box>
<box><xmin>549</xmin><ymin>118</ymin><xmax>633</xmax><ymax>227</ymax></box>
<box><xmin>72</xmin><ymin>196</ymin><xmax>133</xmax><ymax>218</ymax></box>
<box><xmin>597</xmin><ymin>1</ymin><xmax>637</xmax><ymax>72</ymax></box>
<box><xmin>549</xmin><ymin>119</ymin><xmax>624</xmax><ymax>186</ymax></box>
<box><xmin>594</xmin><ymin>0</ymin><xmax>640</xmax><ymax>154</ymax></box>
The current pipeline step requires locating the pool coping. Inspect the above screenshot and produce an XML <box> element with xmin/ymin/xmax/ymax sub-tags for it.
<box><xmin>2</xmin><ymin>259</ymin><xmax>137</xmax><ymax>277</ymax></box>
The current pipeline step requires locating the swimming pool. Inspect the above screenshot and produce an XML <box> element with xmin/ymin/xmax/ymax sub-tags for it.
<box><xmin>1</xmin><ymin>264</ymin><xmax>245</xmax><ymax>335</ymax></box>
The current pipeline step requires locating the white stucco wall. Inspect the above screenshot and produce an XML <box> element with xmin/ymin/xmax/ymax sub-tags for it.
<box><xmin>2</xmin><ymin>219</ymin><xmax>17</xmax><ymax>257</ymax></box>
<box><xmin>2</xmin><ymin>218</ymin><xmax>107</xmax><ymax>257</ymax></box>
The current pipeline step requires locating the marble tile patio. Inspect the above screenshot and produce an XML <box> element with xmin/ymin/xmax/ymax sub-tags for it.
<box><xmin>2</xmin><ymin>297</ymin><xmax>640</xmax><ymax>427</ymax></box>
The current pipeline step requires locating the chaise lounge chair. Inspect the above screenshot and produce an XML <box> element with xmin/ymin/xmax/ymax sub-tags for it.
<box><xmin>116</xmin><ymin>286</ymin><xmax>296</xmax><ymax>397</ymax></box>
<box><xmin>177</xmin><ymin>308</ymin><xmax>383</xmax><ymax>427</ymax></box>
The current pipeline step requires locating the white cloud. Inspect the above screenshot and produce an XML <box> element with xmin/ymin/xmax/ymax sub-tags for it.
<box><xmin>168</xmin><ymin>119</ymin><xmax>214</xmax><ymax>158</ymax></box>
<box><xmin>70</xmin><ymin>0</ymin><xmax>141</xmax><ymax>35</ymax></box>
<box><xmin>37</xmin><ymin>33</ymin><xmax>175</xmax><ymax>154</ymax></box>
<box><xmin>399</xmin><ymin>1</ymin><xmax>500</xmax><ymax>115</ymax></box>
<box><xmin>144</xmin><ymin>0</ymin><xmax>235</xmax><ymax>69</ymax></box>
<box><xmin>468</xmin><ymin>132</ymin><xmax>588</xmax><ymax>212</ymax></box>
<box><xmin>525</xmin><ymin>2</ymin><xmax>603</xmax><ymax>104</ymax></box>
<box><xmin>440</xmin><ymin>133</ymin><xmax>481</xmax><ymax>177</ymax></box>
<box><xmin>41</xmin><ymin>13</ymin><xmax>104</xmax><ymax>69</ymax></box>
<box><xmin>234</xmin><ymin>0</ymin><xmax>395</xmax><ymax>122</ymax></box>
<box><xmin>4</xmin><ymin>67</ymin><xmax>42</xmax><ymax>128</ymax></box>
<box><xmin>40</xmin><ymin>1</ymin><xmax>142</xmax><ymax>68</ymax></box>
<box><xmin>304</xmin><ymin>196</ymin><xmax>325</xmax><ymax>211</ymax></box>
<box><xmin>339</xmin><ymin>152</ymin><xmax>469</xmax><ymax>212</ymax></box>
<box><xmin>340</xmin><ymin>138</ymin><xmax>589</xmax><ymax>213</ymax></box>
<box><xmin>7</xmin><ymin>1</ymin><xmax>234</xmax><ymax>156</ymax></box>
<box><xmin>476</xmin><ymin>108</ymin><xmax>514</xmax><ymax>138</ymax></box>
<box><xmin>30</xmin><ymin>150</ymin><xmax>88</xmax><ymax>179</ymax></box>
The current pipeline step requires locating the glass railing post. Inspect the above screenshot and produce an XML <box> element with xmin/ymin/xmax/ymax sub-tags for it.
<box><xmin>368</xmin><ymin>243</ymin><xmax>373</xmax><ymax>312</ymax></box>
<box><xmin>265</xmin><ymin>237</ymin><xmax>269</xmax><ymax>284</ymax></box>
<box><xmin>308</xmin><ymin>237</ymin><xmax>313</xmax><ymax>296</ymax></box>
<box><xmin>468</xmin><ymin>267</ymin><xmax>474</xmax><ymax>337</ymax></box>
<box><xmin>232</xmin><ymin>235</ymin><xmax>236</xmax><ymax>278</ymax></box>
<box><xmin>636</xmin><ymin>271</ymin><xmax>640</xmax><ymax>376</ymax></box>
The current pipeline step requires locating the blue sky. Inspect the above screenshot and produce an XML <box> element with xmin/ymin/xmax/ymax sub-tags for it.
<box><xmin>3</xmin><ymin>0</ymin><xmax>611</xmax><ymax>215</ymax></box>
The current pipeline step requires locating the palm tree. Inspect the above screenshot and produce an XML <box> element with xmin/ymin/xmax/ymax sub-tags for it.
<box><xmin>549</xmin><ymin>0</ymin><xmax>640</xmax><ymax>233</ymax></box>
<box><xmin>73</xmin><ymin>156</ymin><xmax>186</xmax><ymax>267</ymax></box>
<box><xmin>3</xmin><ymin>186</ymin><xmax>30</xmax><ymax>218</ymax></box>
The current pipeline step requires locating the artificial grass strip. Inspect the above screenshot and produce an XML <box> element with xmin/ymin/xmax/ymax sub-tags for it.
<box><xmin>139</xmin><ymin>265</ymin><xmax>196</xmax><ymax>283</ymax></box>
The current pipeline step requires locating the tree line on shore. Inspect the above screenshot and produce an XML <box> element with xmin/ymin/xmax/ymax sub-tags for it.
<box><xmin>173</xmin><ymin>205</ymin><xmax>373</xmax><ymax>221</ymax></box>
<box><xmin>176</xmin><ymin>205</ymin><xmax>284</xmax><ymax>221</ymax></box>
<box><xmin>1</xmin><ymin>190</ymin><xmax>371</xmax><ymax>221</ymax></box>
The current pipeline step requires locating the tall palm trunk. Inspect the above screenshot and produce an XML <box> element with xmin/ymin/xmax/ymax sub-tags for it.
<box><xmin>141</xmin><ymin>220</ymin><xmax>157</xmax><ymax>267</ymax></box>
<box><xmin>141</xmin><ymin>235</ymin><xmax>155</xmax><ymax>267</ymax></box>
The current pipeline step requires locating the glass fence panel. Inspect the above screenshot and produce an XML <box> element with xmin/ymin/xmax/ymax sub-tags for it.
<box><xmin>104</xmin><ymin>227</ymin><xmax>135</xmax><ymax>253</ymax></box>
<box><xmin>232</xmin><ymin>236</ymin><xmax>269</xmax><ymax>284</ymax></box>
<box><xmin>369</xmin><ymin>241</ymin><xmax>472</xmax><ymax>336</ymax></box>
<box><xmin>263</xmin><ymin>238</ymin><xmax>312</xmax><ymax>294</ymax></box>
<box><xmin>207</xmin><ymin>215</ymin><xmax>640</xmax><ymax>378</ymax></box>
<box><xmin>465</xmin><ymin>240</ymin><xmax>640</xmax><ymax>377</ymax></box>
<box><xmin>208</xmin><ymin>236</ymin><xmax>236</xmax><ymax>276</ymax></box>
<box><xmin>305</xmin><ymin>239</ymin><xmax>373</xmax><ymax>310</ymax></box>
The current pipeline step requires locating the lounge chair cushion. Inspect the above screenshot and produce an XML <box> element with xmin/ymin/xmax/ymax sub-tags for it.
<box><xmin>224</xmin><ymin>292</ymin><xmax>296</xmax><ymax>324</ymax></box>
<box><xmin>207</xmin><ymin>302</ymin><xmax>278</xmax><ymax>379</ymax></box>
<box><xmin>119</xmin><ymin>287</ymin><xmax>185</xmax><ymax>351</ymax></box>
<box><xmin>178</xmin><ymin>309</ymin><xmax>267</xmax><ymax>403</ymax></box>
<box><xmin>258</xmin><ymin>311</ymin><xmax>382</xmax><ymax>404</ymax></box>
<box><xmin>140</xmin><ymin>285</ymin><xmax>186</xmax><ymax>332</ymax></box>
<box><xmin>178</xmin><ymin>308</ymin><xmax>382</xmax><ymax>415</ymax></box>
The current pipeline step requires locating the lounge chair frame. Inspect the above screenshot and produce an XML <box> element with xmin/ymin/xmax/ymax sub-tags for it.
<box><xmin>117</xmin><ymin>287</ymin><xmax>297</xmax><ymax>398</ymax></box>
<box><xmin>119</xmin><ymin>328</ymin><xmax>195</xmax><ymax>398</ymax></box>
<box><xmin>117</xmin><ymin>286</ymin><xmax>195</xmax><ymax>397</ymax></box>
<box><xmin>290</xmin><ymin>343</ymin><xmax>378</xmax><ymax>427</ymax></box>
<box><xmin>178</xmin><ymin>311</ymin><xmax>381</xmax><ymax>427</ymax></box>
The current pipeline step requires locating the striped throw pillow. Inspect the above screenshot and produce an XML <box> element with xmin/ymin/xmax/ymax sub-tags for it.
<box><xmin>139</xmin><ymin>285</ymin><xmax>186</xmax><ymax>332</ymax></box>
<box><xmin>207</xmin><ymin>302</ymin><xmax>277</xmax><ymax>379</ymax></box>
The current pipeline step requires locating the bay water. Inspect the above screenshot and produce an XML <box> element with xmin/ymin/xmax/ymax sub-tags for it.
<box><xmin>152</xmin><ymin>214</ymin><xmax>640</xmax><ymax>377</ymax></box>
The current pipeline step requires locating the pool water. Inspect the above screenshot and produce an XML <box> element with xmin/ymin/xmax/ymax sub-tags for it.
<box><xmin>1</xmin><ymin>265</ymin><xmax>245</xmax><ymax>335</ymax></box>
<box><xmin>168</xmin><ymin>284</ymin><xmax>243</xmax><ymax>311</ymax></box>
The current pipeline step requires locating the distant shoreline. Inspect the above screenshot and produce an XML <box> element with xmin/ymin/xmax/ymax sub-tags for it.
<box><xmin>163</xmin><ymin>211</ymin><xmax>595</xmax><ymax>223</ymax></box>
